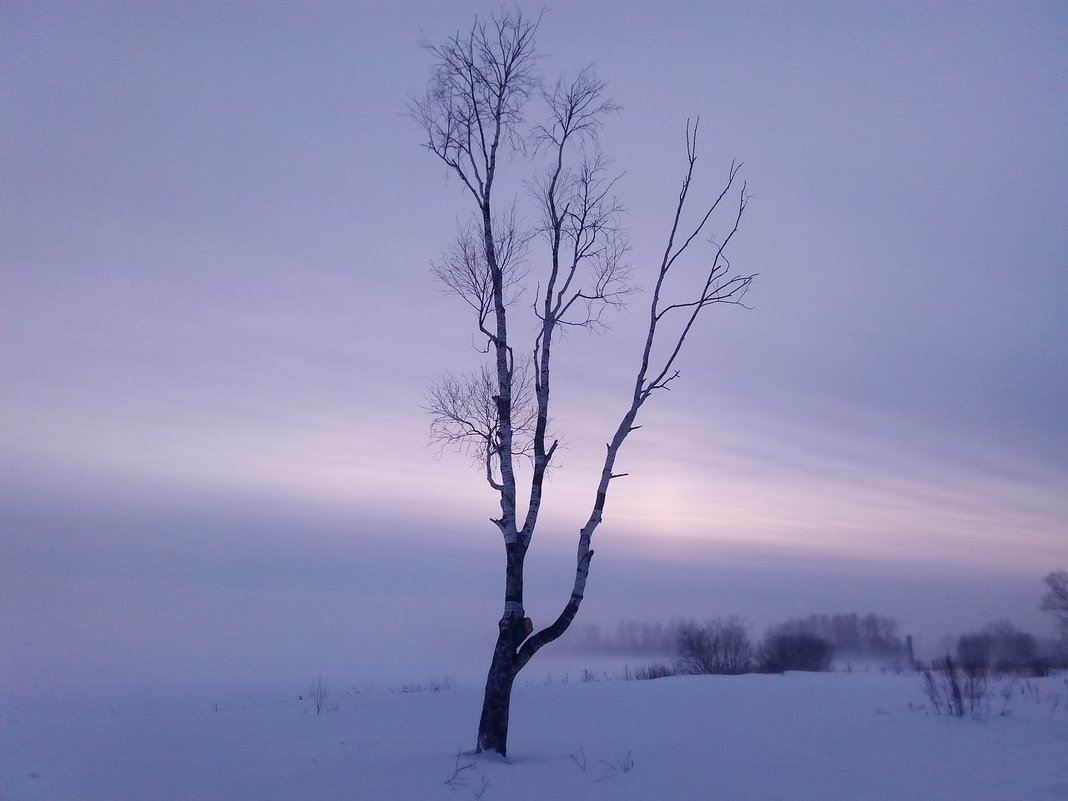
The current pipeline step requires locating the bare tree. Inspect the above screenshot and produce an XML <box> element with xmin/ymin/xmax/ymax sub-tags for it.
<box><xmin>413</xmin><ymin>10</ymin><xmax>754</xmax><ymax>756</ymax></box>
<box><xmin>1041</xmin><ymin>569</ymin><xmax>1068</xmax><ymax>636</ymax></box>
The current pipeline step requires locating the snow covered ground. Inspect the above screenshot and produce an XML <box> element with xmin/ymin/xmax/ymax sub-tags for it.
<box><xmin>3</xmin><ymin>669</ymin><xmax>1066</xmax><ymax>800</ymax></box>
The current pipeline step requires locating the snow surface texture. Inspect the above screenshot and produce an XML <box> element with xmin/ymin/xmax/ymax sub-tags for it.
<box><xmin>3</xmin><ymin>671</ymin><xmax>1066</xmax><ymax>800</ymax></box>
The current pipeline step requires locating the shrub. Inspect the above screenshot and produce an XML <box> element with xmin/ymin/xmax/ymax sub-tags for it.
<box><xmin>309</xmin><ymin>673</ymin><xmax>329</xmax><ymax>715</ymax></box>
<box><xmin>922</xmin><ymin>654</ymin><xmax>987</xmax><ymax>717</ymax></box>
<box><xmin>675</xmin><ymin>616</ymin><xmax>753</xmax><ymax>675</ymax></box>
<box><xmin>760</xmin><ymin>632</ymin><xmax>834</xmax><ymax>672</ymax></box>
<box><xmin>622</xmin><ymin>663</ymin><xmax>677</xmax><ymax>681</ymax></box>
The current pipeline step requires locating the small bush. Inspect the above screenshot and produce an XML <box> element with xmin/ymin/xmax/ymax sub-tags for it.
<box><xmin>391</xmin><ymin>677</ymin><xmax>455</xmax><ymax>694</ymax></box>
<box><xmin>622</xmin><ymin>663</ymin><xmax>677</xmax><ymax>681</ymax></box>
<box><xmin>309</xmin><ymin>674</ymin><xmax>329</xmax><ymax>715</ymax></box>
<box><xmin>922</xmin><ymin>654</ymin><xmax>987</xmax><ymax>717</ymax></box>
<box><xmin>442</xmin><ymin>748</ymin><xmax>476</xmax><ymax>788</ymax></box>
<box><xmin>760</xmin><ymin>632</ymin><xmax>834</xmax><ymax>672</ymax></box>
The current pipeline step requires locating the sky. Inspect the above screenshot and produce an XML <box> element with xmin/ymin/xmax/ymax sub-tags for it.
<box><xmin>2</xmin><ymin>1</ymin><xmax>1067</xmax><ymax>693</ymax></box>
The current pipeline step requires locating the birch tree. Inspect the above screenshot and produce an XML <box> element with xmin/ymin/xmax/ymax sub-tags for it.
<box><xmin>413</xmin><ymin>10</ymin><xmax>754</xmax><ymax>756</ymax></box>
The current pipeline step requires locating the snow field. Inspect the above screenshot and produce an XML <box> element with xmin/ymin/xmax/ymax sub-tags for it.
<box><xmin>2</xmin><ymin>671</ymin><xmax>1066</xmax><ymax>800</ymax></box>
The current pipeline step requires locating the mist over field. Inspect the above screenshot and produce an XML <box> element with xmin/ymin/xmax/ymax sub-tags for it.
<box><xmin>2</xmin><ymin>485</ymin><xmax>1056</xmax><ymax>698</ymax></box>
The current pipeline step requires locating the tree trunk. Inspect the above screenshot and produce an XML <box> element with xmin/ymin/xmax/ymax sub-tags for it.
<box><xmin>476</xmin><ymin>642</ymin><xmax>517</xmax><ymax>755</ymax></box>
<box><xmin>476</xmin><ymin>542</ymin><xmax>529</xmax><ymax>756</ymax></box>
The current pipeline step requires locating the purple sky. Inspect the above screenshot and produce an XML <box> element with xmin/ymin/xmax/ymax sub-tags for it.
<box><xmin>3</xmin><ymin>2</ymin><xmax>1067</xmax><ymax>691</ymax></box>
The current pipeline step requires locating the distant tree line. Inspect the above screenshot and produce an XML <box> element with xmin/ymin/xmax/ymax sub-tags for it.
<box><xmin>564</xmin><ymin>573</ymin><xmax>1068</xmax><ymax>680</ymax></box>
<box><xmin>675</xmin><ymin>616</ymin><xmax>835</xmax><ymax>674</ymax></box>
<box><xmin>564</xmin><ymin>612</ymin><xmax>904</xmax><ymax>660</ymax></box>
<box><xmin>561</xmin><ymin>611</ymin><xmax>914</xmax><ymax>675</ymax></box>
<box><xmin>951</xmin><ymin>619</ymin><xmax>1065</xmax><ymax>677</ymax></box>
<box><xmin>764</xmin><ymin>612</ymin><xmax>905</xmax><ymax>660</ymax></box>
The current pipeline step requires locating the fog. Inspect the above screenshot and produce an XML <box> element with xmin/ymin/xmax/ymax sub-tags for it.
<box><xmin>2</xmin><ymin>484</ymin><xmax>1053</xmax><ymax>696</ymax></box>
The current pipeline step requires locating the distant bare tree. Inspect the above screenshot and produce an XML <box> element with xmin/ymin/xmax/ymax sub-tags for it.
<box><xmin>1041</xmin><ymin>569</ymin><xmax>1068</xmax><ymax>636</ymax></box>
<box><xmin>413</xmin><ymin>10</ymin><xmax>753</xmax><ymax>756</ymax></box>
